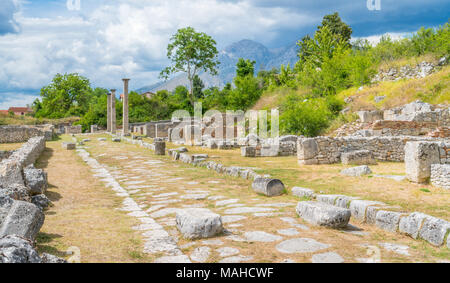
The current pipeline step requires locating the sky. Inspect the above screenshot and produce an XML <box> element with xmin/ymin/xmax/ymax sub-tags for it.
<box><xmin>0</xmin><ymin>0</ymin><xmax>448</xmax><ymax>109</ymax></box>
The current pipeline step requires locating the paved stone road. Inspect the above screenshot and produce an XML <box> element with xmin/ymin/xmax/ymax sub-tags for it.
<box><xmin>74</xmin><ymin>137</ymin><xmax>438</xmax><ymax>263</ymax></box>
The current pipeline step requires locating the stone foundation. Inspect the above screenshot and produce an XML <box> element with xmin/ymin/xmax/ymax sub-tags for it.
<box><xmin>297</xmin><ymin>136</ymin><xmax>444</xmax><ymax>165</ymax></box>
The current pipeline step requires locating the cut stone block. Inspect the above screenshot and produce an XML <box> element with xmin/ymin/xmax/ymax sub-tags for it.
<box><xmin>252</xmin><ymin>178</ymin><xmax>285</xmax><ymax>197</ymax></box>
<box><xmin>349</xmin><ymin>200</ymin><xmax>385</xmax><ymax>222</ymax></box>
<box><xmin>31</xmin><ymin>194</ymin><xmax>50</xmax><ymax>211</ymax></box>
<box><xmin>154</xmin><ymin>141</ymin><xmax>166</xmax><ymax>155</ymax></box>
<box><xmin>418</xmin><ymin>216</ymin><xmax>450</xmax><ymax>247</ymax></box>
<box><xmin>176</xmin><ymin>208</ymin><xmax>223</xmax><ymax>240</ymax></box>
<box><xmin>23</xmin><ymin>167</ymin><xmax>47</xmax><ymax>195</ymax></box>
<box><xmin>241</xmin><ymin>146</ymin><xmax>256</xmax><ymax>157</ymax></box>
<box><xmin>291</xmin><ymin>187</ymin><xmax>315</xmax><ymax>199</ymax></box>
<box><xmin>0</xmin><ymin>235</ymin><xmax>42</xmax><ymax>263</ymax></box>
<box><xmin>340</xmin><ymin>165</ymin><xmax>372</xmax><ymax>177</ymax></box>
<box><xmin>0</xmin><ymin>184</ymin><xmax>30</xmax><ymax>202</ymax></box>
<box><xmin>296</xmin><ymin>201</ymin><xmax>351</xmax><ymax>228</ymax></box>
<box><xmin>0</xmin><ymin>201</ymin><xmax>45</xmax><ymax>241</ymax></box>
<box><xmin>405</xmin><ymin>141</ymin><xmax>440</xmax><ymax>183</ymax></box>
<box><xmin>399</xmin><ymin>212</ymin><xmax>429</xmax><ymax>239</ymax></box>
<box><xmin>62</xmin><ymin>142</ymin><xmax>76</xmax><ymax>150</ymax></box>
<box><xmin>297</xmin><ymin>138</ymin><xmax>318</xmax><ymax>165</ymax></box>
<box><xmin>375</xmin><ymin>210</ymin><xmax>404</xmax><ymax>233</ymax></box>
<box><xmin>0</xmin><ymin>160</ymin><xmax>25</xmax><ymax>186</ymax></box>
<box><xmin>341</xmin><ymin>150</ymin><xmax>376</xmax><ymax>165</ymax></box>
<box><xmin>112</xmin><ymin>138</ymin><xmax>121</xmax><ymax>142</ymax></box>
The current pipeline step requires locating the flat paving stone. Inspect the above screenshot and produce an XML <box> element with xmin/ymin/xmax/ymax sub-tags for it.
<box><xmin>312</xmin><ymin>252</ymin><xmax>344</xmax><ymax>263</ymax></box>
<box><xmin>219</xmin><ymin>255</ymin><xmax>254</xmax><ymax>263</ymax></box>
<box><xmin>181</xmin><ymin>193</ymin><xmax>209</xmax><ymax>200</ymax></box>
<box><xmin>244</xmin><ymin>231</ymin><xmax>283</xmax><ymax>242</ymax></box>
<box><xmin>190</xmin><ymin>246</ymin><xmax>211</xmax><ymax>262</ymax></box>
<box><xmin>154</xmin><ymin>255</ymin><xmax>191</xmax><ymax>263</ymax></box>
<box><xmin>221</xmin><ymin>215</ymin><xmax>247</xmax><ymax>223</ymax></box>
<box><xmin>379</xmin><ymin>242</ymin><xmax>410</xmax><ymax>256</ymax></box>
<box><xmin>217</xmin><ymin>247</ymin><xmax>240</xmax><ymax>257</ymax></box>
<box><xmin>216</xmin><ymin>199</ymin><xmax>239</xmax><ymax>207</ymax></box>
<box><xmin>224</xmin><ymin>207</ymin><xmax>275</xmax><ymax>214</ymax></box>
<box><xmin>276</xmin><ymin>238</ymin><xmax>330</xmax><ymax>254</ymax></box>
<box><xmin>202</xmin><ymin>239</ymin><xmax>224</xmax><ymax>246</ymax></box>
<box><xmin>277</xmin><ymin>228</ymin><xmax>300</xmax><ymax>236</ymax></box>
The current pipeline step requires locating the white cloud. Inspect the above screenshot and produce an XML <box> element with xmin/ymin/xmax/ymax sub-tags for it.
<box><xmin>0</xmin><ymin>0</ymin><xmax>317</xmax><ymax>93</ymax></box>
<box><xmin>0</xmin><ymin>93</ymin><xmax>38</xmax><ymax>109</ymax></box>
<box><xmin>352</xmin><ymin>32</ymin><xmax>412</xmax><ymax>46</ymax></box>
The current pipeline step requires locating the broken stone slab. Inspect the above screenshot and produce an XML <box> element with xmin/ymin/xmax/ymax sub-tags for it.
<box><xmin>24</xmin><ymin>166</ymin><xmax>48</xmax><ymax>195</ymax></box>
<box><xmin>0</xmin><ymin>160</ymin><xmax>25</xmax><ymax>186</ymax></box>
<box><xmin>296</xmin><ymin>201</ymin><xmax>351</xmax><ymax>228</ymax></box>
<box><xmin>291</xmin><ymin>187</ymin><xmax>315</xmax><ymax>199</ymax></box>
<box><xmin>252</xmin><ymin>178</ymin><xmax>285</xmax><ymax>197</ymax></box>
<box><xmin>349</xmin><ymin>200</ymin><xmax>385</xmax><ymax>222</ymax></box>
<box><xmin>418</xmin><ymin>215</ymin><xmax>450</xmax><ymax>247</ymax></box>
<box><xmin>97</xmin><ymin>138</ymin><xmax>106</xmax><ymax>141</ymax></box>
<box><xmin>112</xmin><ymin>138</ymin><xmax>121</xmax><ymax>142</ymax></box>
<box><xmin>340</xmin><ymin>165</ymin><xmax>372</xmax><ymax>177</ymax></box>
<box><xmin>276</xmin><ymin>238</ymin><xmax>330</xmax><ymax>254</ymax></box>
<box><xmin>176</xmin><ymin>208</ymin><xmax>223</xmax><ymax>239</ymax></box>
<box><xmin>375</xmin><ymin>210</ymin><xmax>405</xmax><ymax>233</ymax></box>
<box><xmin>179</xmin><ymin>153</ymin><xmax>193</xmax><ymax>164</ymax></box>
<box><xmin>217</xmin><ymin>247</ymin><xmax>240</xmax><ymax>257</ymax></box>
<box><xmin>190</xmin><ymin>246</ymin><xmax>211</xmax><ymax>262</ymax></box>
<box><xmin>316</xmin><ymin>194</ymin><xmax>355</xmax><ymax>209</ymax></box>
<box><xmin>154</xmin><ymin>141</ymin><xmax>166</xmax><ymax>155</ymax></box>
<box><xmin>341</xmin><ymin>150</ymin><xmax>376</xmax><ymax>165</ymax></box>
<box><xmin>62</xmin><ymin>142</ymin><xmax>76</xmax><ymax>150</ymax></box>
<box><xmin>0</xmin><ymin>201</ymin><xmax>44</xmax><ymax>241</ymax></box>
<box><xmin>0</xmin><ymin>235</ymin><xmax>42</xmax><ymax>263</ymax></box>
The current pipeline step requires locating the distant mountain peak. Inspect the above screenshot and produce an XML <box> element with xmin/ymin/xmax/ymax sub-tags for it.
<box><xmin>136</xmin><ymin>39</ymin><xmax>298</xmax><ymax>94</ymax></box>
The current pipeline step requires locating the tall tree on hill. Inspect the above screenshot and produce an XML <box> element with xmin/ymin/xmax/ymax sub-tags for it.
<box><xmin>160</xmin><ymin>27</ymin><xmax>219</xmax><ymax>107</ymax></box>
<box><xmin>318</xmin><ymin>12</ymin><xmax>352</xmax><ymax>45</ymax></box>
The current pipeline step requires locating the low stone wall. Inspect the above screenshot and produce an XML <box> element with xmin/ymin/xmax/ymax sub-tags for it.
<box><xmin>0</xmin><ymin>125</ymin><xmax>53</xmax><ymax>143</ymax></box>
<box><xmin>297</xmin><ymin>136</ymin><xmax>443</xmax><ymax>165</ymax></box>
<box><xmin>241</xmin><ymin>142</ymin><xmax>297</xmax><ymax>157</ymax></box>
<box><xmin>0</xmin><ymin>151</ymin><xmax>11</xmax><ymax>162</ymax></box>
<box><xmin>6</xmin><ymin>136</ymin><xmax>46</xmax><ymax>167</ymax></box>
<box><xmin>64</xmin><ymin>125</ymin><xmax>82</xmax><ymax>134</ymax></box>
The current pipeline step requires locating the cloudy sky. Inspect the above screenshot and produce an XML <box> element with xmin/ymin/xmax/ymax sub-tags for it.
<box><xmin>0</xmin><ymin>0</ymin><xmax>448</xmax><ymax>109</ymax></box>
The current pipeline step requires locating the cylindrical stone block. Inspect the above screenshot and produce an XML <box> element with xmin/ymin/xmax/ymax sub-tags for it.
<box><xmin>252</xmin><ymin>178</ymin><xmax>285</xmax><ymax>196</ymax></box>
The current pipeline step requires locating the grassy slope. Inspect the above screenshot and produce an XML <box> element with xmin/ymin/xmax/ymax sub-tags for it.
<box><xmin>0</xmin><ymin>114</ymin><xmax>80</xmax><ymax>126</ymax></box>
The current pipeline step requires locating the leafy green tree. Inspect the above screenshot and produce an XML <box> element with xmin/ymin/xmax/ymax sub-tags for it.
<box><xmin>236</xmin><ymin>58</ymin><xmax>256</xmax><ymax>77</ymax></box>
<box><xmin>192</xmin><ymin>75</ymin><xmax>205</xmax><ymax>99</ymax></box>
<box><xmin>36</xmin><ymin>73</ymin><xmax>92</xmax><ymax>119</ymax></box>
<box><xmin>318</xmin><ymin>12</ymin><xmax>352</xmax><ymax>45</ymax></box>
<box><xmin>160</xmin><ymin>27</ymin><xmax>219</xmax><ymax>106</ymax></box>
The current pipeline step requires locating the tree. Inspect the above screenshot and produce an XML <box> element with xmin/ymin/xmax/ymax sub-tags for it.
<box><xmin>36</xmin><ymin>73</ymin><xmax>92</xmax><ymax>118</ymax></box>
<box><xmin>318</xmin><ymin>12</ymin><xmax>352</xmax><ymax>45</ymax></box>
<box><xmin>236</xmin><ymin>58</ymin><xmax>256</xmax><ymax>77</ymax></box>
<box><xmin>160</xmin><ymin>27</ymin><xmax>219</xmax><ymax>106</ymax></box>
<box><xmin>192</xmin><ymin>75</ymin><xmax>205</xmax><ymax>99</ymax></box>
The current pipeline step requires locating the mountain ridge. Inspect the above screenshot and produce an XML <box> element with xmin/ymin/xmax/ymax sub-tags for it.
<box><xmin>136</xmin><ymin>39</ymin><xmax>299</xmax><ymax>93</ymax></box>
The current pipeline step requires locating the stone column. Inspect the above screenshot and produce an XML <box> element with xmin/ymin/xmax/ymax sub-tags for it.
<box><xmin>111</xmin><ymin>89</ymin><xmax>117</xmax><ymax>134</ymax></box>
<box><xmin>122</xmin><ymin>78</ymin><xmax>130</xmax><ymax>136</ymax></box>
<box><xmin>107</xmin><ymin>93</ymin><xmax>111</xmax><ymax>132</ymax></box>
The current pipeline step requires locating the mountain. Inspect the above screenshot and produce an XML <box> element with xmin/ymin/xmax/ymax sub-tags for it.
<box><xmin>135</xmin><ymin>39</ymin><xmax>299</xmax><ymax>93</ymax></box>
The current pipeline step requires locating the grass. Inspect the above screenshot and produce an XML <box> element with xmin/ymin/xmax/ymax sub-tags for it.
<box><xmin>0</xmin><ymin>114</ymin><xmax>80</xmax><ymax>126</ymax></box>
<box><xmin>34</xmin><ymin>137</ymin><xmax>154</xmax><ymax>263</ymax></box>
<box><xmin>338</xmin><ymin>65</ymin><xmax>450</xmax><ymax>111</ymax></box>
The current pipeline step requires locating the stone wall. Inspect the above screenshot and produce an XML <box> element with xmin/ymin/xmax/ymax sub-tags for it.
<box><xmin>431</xmin><ymin>164</ymin><xmax>450</xmax><ymax>190</ymax></box>
<box><xmin>371</xmin><ymin>61</ymin><xmax>439</xmax><ymax>83</ymax></box>
<box><xmin>297</xmin><ymin>136</ymin><xmax>444</xmax><ymax>165</ymax></box>
<box><xmin>6</xmin><ymin>136</ymin><xmax>46</xmax><ymax>167</ymax></box>
<box><xmin>0</xmin><ymin>125</ymin><xmax>53</xmax><ymax>143</ymax></box>
<box><xmin>64</xmin><ymin>125</ymin><xmax>82</xmax><ymax>134</ymax></box>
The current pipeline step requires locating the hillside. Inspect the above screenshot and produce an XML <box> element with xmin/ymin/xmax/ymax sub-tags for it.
<box><xmin>136</xmin><ymin>39</ymin><xmax>298</xmax><ymax>93</ymax></box>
